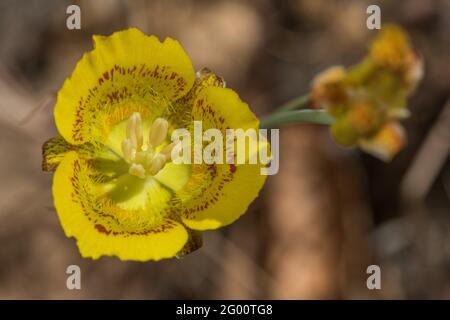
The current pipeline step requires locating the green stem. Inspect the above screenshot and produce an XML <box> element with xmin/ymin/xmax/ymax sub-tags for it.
<box><xmin>275</xmin><ymin>94</ymin><xmax>311</xmax><ymax>113</ymax></box>
<box><xmin>260</xmin><ymin>109</ymin><xmax>334</xmax><ymax>129</ymax></box>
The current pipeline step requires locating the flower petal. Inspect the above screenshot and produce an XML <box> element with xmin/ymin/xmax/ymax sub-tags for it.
<box><xmin>180</xmin><ymin>163</ymin><xmax>267</xmax><ymax>230</ymax></box>
<box><xmin>369</xmin><ymin>24</ymin><xmax>414</xmax><ymax>71</ymax></box>
<box><xmin>179</xmin><ymin>86</ymin><xmax>267</xmax><ymax>230</ymax></box>
<box><xmin>168</xmin><ymin>68</ymin><xmax>225</xmax><ymax>128</ymax></box>
<box><xmin>54</xmin><ymin>28</ymin><xmax>195</xmax><ymax>145</ymax></box>
<box><xmin>53</xmin><ymin>151</ymin><xmax>188</xmax><ymax>261</ymax></box>
<box><xmin>359</xmin><ymin>122</ymin><xmax>407</xmax><ymax>162</ymax></box>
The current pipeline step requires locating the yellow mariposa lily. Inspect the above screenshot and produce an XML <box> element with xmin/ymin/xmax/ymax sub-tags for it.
<box><xmin>42</xmin><ymin>28</ymin><xmax>268</xmax><ymax>261</ymax></box>
<box><xmin>311</xmin><ymin>25</ymin><xmax>423</xmax><ymax>161</ymax></box>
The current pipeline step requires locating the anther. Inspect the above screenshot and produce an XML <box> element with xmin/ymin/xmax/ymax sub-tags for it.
<box><xmin>126</xmin><ymin>113</ymin><xmax>137</xmax><ymax>148</ymax></box>
<box><xmin>126</xmin><ymin>112</ymin><xmax>143</xmax><ymax>150</ymax></box>
<box><xmin>134</xmin><ymin>113</ymin><xmax>143</xmax><ymax>151</ymax></box>
<box><xmin>149</xmin><ymin>118</ymin><xmax>168</xmax><ymax>148</ymax></box>
<box><xmin>121</xmin><ymin>139</ymin><xmax>134</xmax><ymax>163</ymax></box>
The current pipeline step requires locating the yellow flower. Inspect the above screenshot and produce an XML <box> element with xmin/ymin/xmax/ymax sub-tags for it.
<box><xmin>311</xmin><ymin>25</ymin><xmax>423</xmax><ymax>161</ymax></box>
<box><xmin>42</xmin><ymin>28</ymin><xmax>268</xmax><ymax>261</ymax></box>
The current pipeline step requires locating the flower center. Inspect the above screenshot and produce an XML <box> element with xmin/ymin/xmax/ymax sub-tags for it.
<box><xmin>121</xmin><ymin>112</ymin><xmax>176</xmax><ymax>179</ymax></box>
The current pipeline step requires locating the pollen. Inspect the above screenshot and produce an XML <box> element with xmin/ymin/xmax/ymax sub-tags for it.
<box><xmin>121</xmin><ymin>112</ymin><xmax>173</xmax><ymax>178</ymax></box>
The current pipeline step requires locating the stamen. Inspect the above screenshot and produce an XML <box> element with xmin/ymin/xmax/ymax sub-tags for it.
<box><xmin>134</xmin><ymin>112</ymin><xmax>143</xmax><ymax>151</ymax></box>
<box><xmin>121</xmin><ymin>138</ymin><xmax>134</xmax><ymax>163</ymax></box>
<box><xmin>160</xmin><ymin>142</ymin><xmax>178</xmax><ymax>162</ymax></box>
<box><xmin>148</xmin><ymin>154</ymin><xmax>167</xmax><ymax>176</ymax></box>
<box><xmin>145</xmin><ymin>152</ymin><xmax>154</xmax><ymax>168</ymax></box>
<box><xmin>149</xmin><ymin>118</ymin><xmax>168</xmax><ymax>147</ymax></box>
<box><xmin>126</xmin><ymin>112</ymin><xmax>138</xmax><ymax>148</ymax></box>
<box><xmin>126</xmin><ymin>112</ymin><xmax>144</xmax><ymax>151</ymax></box>
<box><xmin>129</xmin><ymin>163</ymin><xmax>146</xmax><ymax>179</ymax></box>
<box><xmin>120</xmin><ymin>113</ymin><xmax>171</xmax><ymax>179</ymax></box>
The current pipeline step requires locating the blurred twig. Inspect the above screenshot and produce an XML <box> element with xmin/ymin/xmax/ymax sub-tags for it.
<box><xmin>18</xmin><ymin>92</ymin><xmax>55</xmax><ymax>126</ymax></box>
<box><xmin>401</xmin><ymin>97</ymin><xmax>450</xmax><ymax>202</ymax></box>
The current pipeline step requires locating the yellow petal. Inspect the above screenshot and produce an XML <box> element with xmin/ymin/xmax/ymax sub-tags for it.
<box><xmin>54</xmin><ymin>28</ymin><xmax>195</xmax><ymax>145</ymax></box>
<box><xmin>180</xmin><ymin>162</ymin><xmax>267</xmax><ymax>230</ymax></box>
<box><xmin>179</xmin><ymin>86</ymin><xmax>267</xmax><ymax>230</ymax></box>
<box><xmin>168</xmin><ymin>68</ymin><xmax>225</xmax><ymax>128</ymax></box>
<box><xmin>192</xmin><ymin>86</ymin><xmax>260</xmax><ymax>131</ymax></box>
<box><xmin>53</xmin><ymin>151</ymin><xmax>188</xmax><ymax>261</ymax></box>
<box><xmin>359</xmin><ymin>122</ymin><xmax>407</xmax><ymax>162</ymax></box>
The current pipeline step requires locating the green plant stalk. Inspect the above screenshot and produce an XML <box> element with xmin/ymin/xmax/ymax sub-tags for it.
<box><xmin>260</xmin><ymin>109</ymin><xmax>334</xmax><ymax>129</ymax></box>
<box><xmin>275</xmin><ymin>94</ymin><xmax>311</xmax><ymax>113</ymax></box>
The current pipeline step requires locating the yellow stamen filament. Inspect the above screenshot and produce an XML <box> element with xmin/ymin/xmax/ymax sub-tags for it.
<box><xmin>143</xmin><ymin>149</ymin><xmax>151</xmax><ymax>163</ymax></box>
<box><xmin>121</xmin><ymin>138</ymin><xmax>134</xmax><ymax>163</ymax></box>
<box><xmin>160</xmin><ymin>142</ymin><xmax>178</xmax><ymax>162</ymax></box>
<box><xmin>129</xmin><ymin>163</ymin><xmax>146</xmax><ymax>179</ymax></box>
<box><xmin>148</xmin><ymin>154</ymin><xmax>166</xmax><ymax>176</ymax></box>
<box><xmin>121</xmin><ymin>113</ymin><xmax>172</xmax><ymax>179</ymax></box>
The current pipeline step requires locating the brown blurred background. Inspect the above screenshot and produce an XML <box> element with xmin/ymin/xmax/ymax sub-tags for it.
<box><xmin>1</xmin><ymin>0</ymin><xmax>449</xmax><ymax>299</ymax></box>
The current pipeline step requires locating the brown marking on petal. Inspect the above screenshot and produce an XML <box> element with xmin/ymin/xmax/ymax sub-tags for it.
<box><xmin>69</xmin><ymin>158</ymin><xmax>121</xmax><ymax>228</ymax></box>
<box><xmin>42</xmin><ymin>136</ymin><xmax>75</xmax><ymax>172</ymax></box>
<box><xmin>91</xmin><ymin>219</ymin><xmax>178</xmax><ymax>238</ymax></box>
<box><xmin>153</xmin><ymin>65</ymin><xmax>160</xmax><ymax>77</ymax></box>
<box><xmin>70</xmin><ymin>63</ymin><xmax>191</xmax><ymax>142</ymax></box>
<box><xmin>128</xmin><ymin>65</ymin><xmax>137</xmax><ymax>74</ymax></box>
<box><xmin>229</xmin><ymin>164</ymin><xmax>237</xmax><ymax>173</ymax></box>
<box><xmin>138</xmin><ymin>64</ymin><xmax>145</xmax><ymax>75</ymax></box>
<box><xmin>95</xmin><ymin>224</ymin><xmax>111</xmax><ymax>235</ymax></box>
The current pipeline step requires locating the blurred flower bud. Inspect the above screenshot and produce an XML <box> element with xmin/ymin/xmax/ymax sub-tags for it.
<box><xmin>369</xmin><ymin>24</ymin><xmax>424</xmax><ymax>92</ymax></box>
<box><xmin>311</xmin><ymin>24</ymin><xmax>422</xmax><ymax>161</ymax></box>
